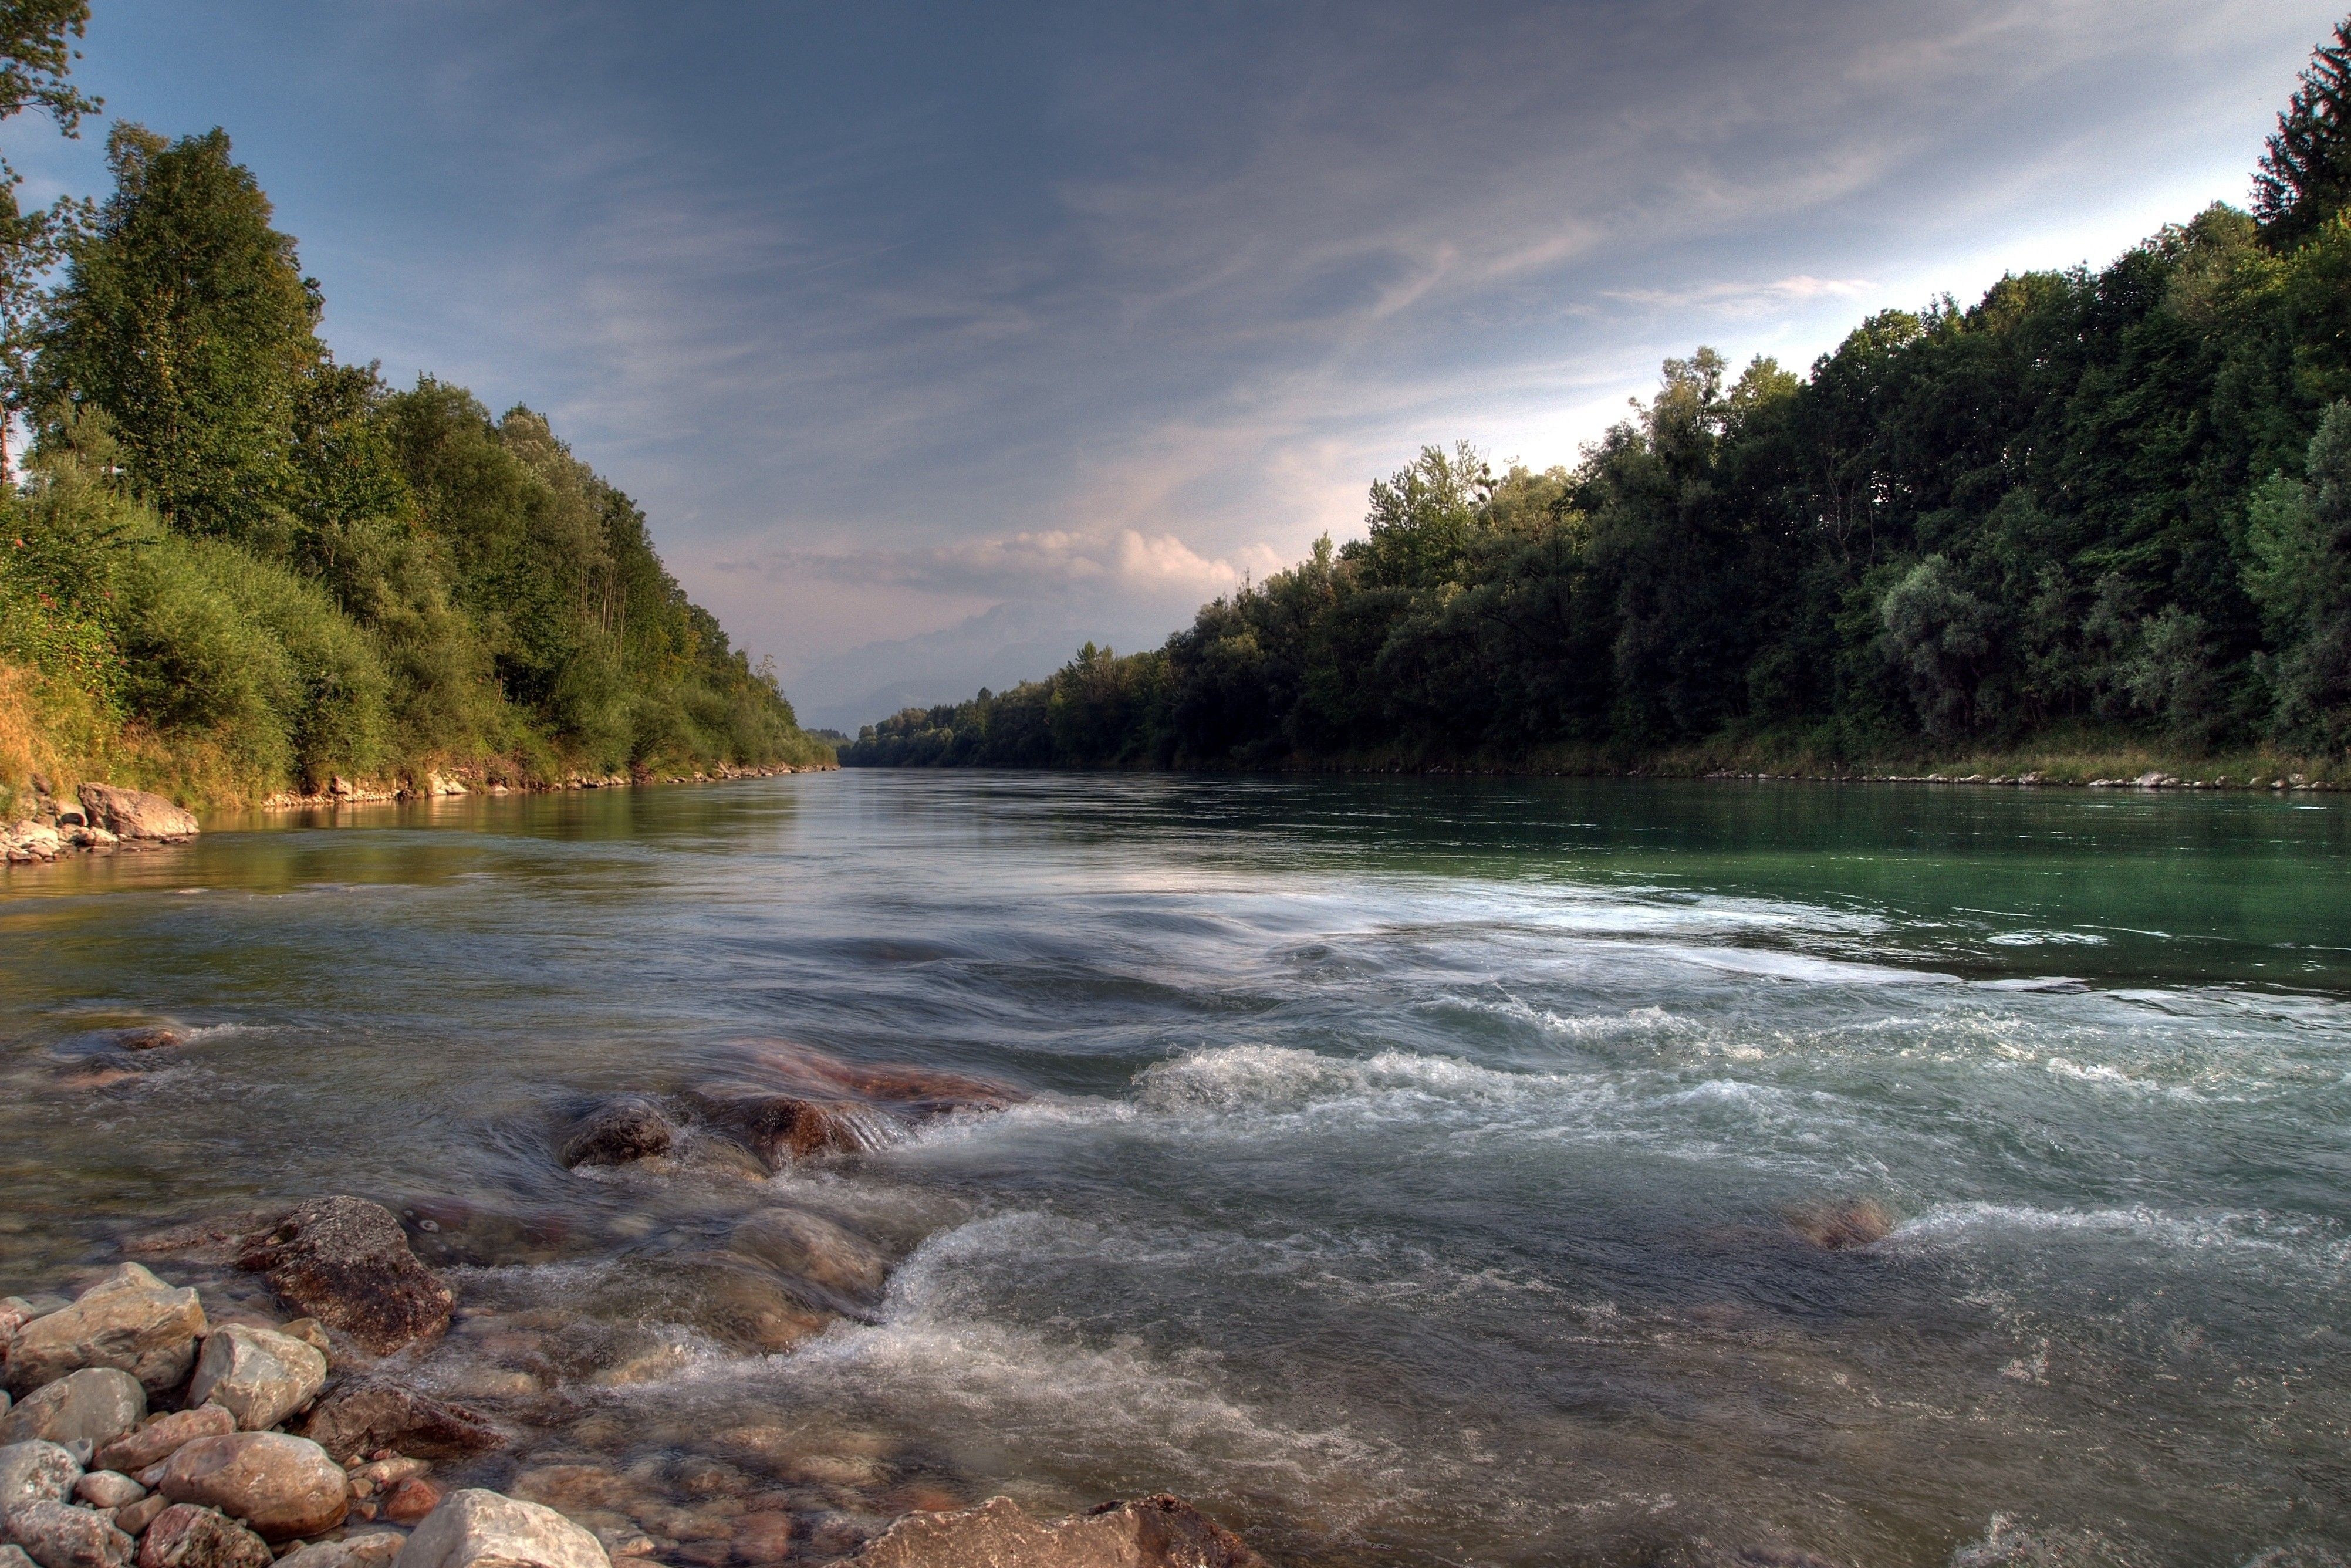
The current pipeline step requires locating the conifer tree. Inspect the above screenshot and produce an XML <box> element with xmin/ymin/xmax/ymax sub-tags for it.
<box><xmin>2254</xmin><ymin>16</ymin><xmax>2351</xmax><ymax>248</ymax></box>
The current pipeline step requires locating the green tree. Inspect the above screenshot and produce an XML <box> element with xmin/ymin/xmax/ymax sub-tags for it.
<box><xmin>0</xmin><ymin>0</ymin><xmax>100</xmax><ymax>459</ymax></box>
<box><xmin>2255</xmin><ymin>18</ymin><xmax>2351</xmax><ymax>248</ymax></box>
<box><xmin>35</xmin><ymin>124</ymin><xmax>323</xmax><ymax>549</ymax></box>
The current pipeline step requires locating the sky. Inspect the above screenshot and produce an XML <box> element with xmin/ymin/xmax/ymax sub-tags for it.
<box><xmin>11</xmin><ymin>1</ymin><xmax>2343</xmax><ymax>728</ymax></box>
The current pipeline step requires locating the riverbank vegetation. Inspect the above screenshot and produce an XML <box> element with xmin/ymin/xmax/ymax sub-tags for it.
<box><xmin>848</xmin><ymin>21</ymin><xmax>2351</xmax><ymax>783</ymax></box>
<box><xmin>0</xmin><ymin>8</ymin><xmax>828</xmax><ymax>813</ymax></box>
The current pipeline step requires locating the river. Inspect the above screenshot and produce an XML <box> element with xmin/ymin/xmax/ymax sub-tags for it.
<box><xmin>2</xmin><ymin>772</ymin><xmax>2346</xmax><ymax>1566</ymax></box>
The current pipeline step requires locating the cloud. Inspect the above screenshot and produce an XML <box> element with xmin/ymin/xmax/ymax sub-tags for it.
<box><xmin>727</xmin><ymin>526</ymin><xmax>1286</xmax><ymax>601</ymax></box>
<box><xmin>1600</xmin><ymin>275</ymin><xmax>1877</xmax><ymax>315</ymax></box>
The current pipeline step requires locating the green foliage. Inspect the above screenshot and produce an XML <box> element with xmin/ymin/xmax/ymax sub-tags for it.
<box><xmin>850</xmin><ymin>21</ymin><xmax>2351</xmax><ymax>775</ymax></box>
<box><xmin>6</xmin><ymin>116</ymin><xmax>826</xmax><ymax>800</ymax></box>
<box><xmin>0</xmin><ymin>0</ymin><xmax>97</xmax><ymax>420</ymax></box>
<box><xmin>2257</xmin><ymin>18</ymin><xmax>2351</xmax><ymax>249</ymax></box>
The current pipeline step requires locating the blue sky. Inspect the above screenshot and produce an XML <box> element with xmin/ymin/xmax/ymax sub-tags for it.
<box><xmin>11</xmin><ymin>2</ymin><xmax>2342</xmax><ymax>725</ymax></box>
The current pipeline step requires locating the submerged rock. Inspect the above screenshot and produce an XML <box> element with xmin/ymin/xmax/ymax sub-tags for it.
<box><xmin>185</xmin><ymin>1327</ymin><xmax>326</xmax><ymax>1432</ymax></box>
<box><xmin>4</xmin><ymin>1268</ymin><xmax>206</xmax><ymax>1397</ymax></box>
<box><xmin>93</xmin><ymin>1410</ymin><xmax>234</xmax><ymax>1478</ymax></box>
<box><xmin>4</xmin><ymin>1499</ymin><xmax>133</xmax><ymax>1568</ymax></box>
<box><xmin>727</xmin><ymin>1211</ymin><xmax>889</xmax><ymax>1305</ymax></box>
<box><xmin>1784</xmin><ymin>1199</ymin><xmax>1896</xmax><ymax>1251</ymax></box>
<box><xmin>293</xmin><ymin>1380</ymin><xmax>500</xmax><ymax>1464</ymax></box>
<box><xmin>702</xmin><ymin>1096</ymin><xmax>877</xmax><ymax>1170</ymax></box>
<box><xmin>131</xmin><ymin>1507</ymin><xmax>271</xmax><ymax>1568</ymax></box>
<box><xmin>113</xmin><ymin>1031</ymin><xmax>183</xmax><ymax>1054</ymax></box>
<box><xmin>558</xmin><ymin>1101</ymin><xmax>674</xmax><ymax>1170</ymax></box>
<box><xmin>74</xmin><ymin>788</ymin><xmax>197</xmax><ymax>844</ymax></box>
<box><xmin>231</xmin><ymin>1199</ymin><xmax>453</xmax><ymax>1355</ymax></box>
<box><xmin>396</xmin><ymin>1488</ymin><xmax>610</xmax><ymax>1568</ymax></box>
<box><xmin>0</xmin><ymin>1373</ymin><xmax>145</xmax><ymax>1451</ymax></box>
<box><xmin>692</xmin><ymin>1046</ymin><xmax>1026</xmax><ymax>1170</ymax></box>
<box><xmin>155</xmin><ymin>1434</ymin><xmax>348</xmax><ymax>1540</ymax></box>
<box><xmin>848</xmin><ymin>1495</ymin><xmax>1264</xmax><ymax>1568</ymax></box>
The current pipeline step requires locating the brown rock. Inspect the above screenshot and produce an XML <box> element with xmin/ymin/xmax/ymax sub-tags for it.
<box><xmin>558</xmin><ymin>1100</ymin><xmax>674</xmax><ymax>1170</ymax></box>
<box><xmin>155</xmin><ymin>1434</ymin><xmax>349</xmax><ymax>1540</ymax></box>
<box><xmin>75</xmin><ymin>788</ymin><xmax>197</xmax><ymax>843</ymax></box>
<box><xmin>133</xmin><ymin>1506</ymin><xmax>271</xmax><ymax>1568</ymax></box>
<box><xmin>4</xmin><ymin>1499</ymin><xmax>133</xmax><ymax>1568</ymax></box>
<box><xmin>231</xmin><ymin>1199</ymin><xmax>452</xmax><ymax>1355</ymax></box>
<box><xmin>115</xmin><ymin>1031</ymin><xmax>184</xmax><ymax>1053</ymax></box>
<box><xmin>730</xmin><ymin>1513</ymin><xmax>795</xmax><ymax>1566</ymax></box>
<box><xmin>1</xmin><ymin>1370</ymin><xmax>146</xmax><ymax>1449</ymax></box>
<box><xmin>727</xmin><ymin>1210</ymin><xmax>889</xmax><ymax>1303</ymax></box>
<box><xmin>848</xmin><ymin>1495</ymin><xmax>1264</xmax><ymax>1568</ymax></box>
<box><xmin>111</xmin><ymin>1497</ymin><xmax>166</xmax><ymax>1538</ymax></box>
<box><xmin>4</xmin><ymin>1267</ymin><xmax>207</xmax><ymax>1397</ymax></box>
<box><xmin>71</xmin><ymin>1473</ymin><xmax>144</xmax><ymax>1510</ymax></box>
<box><xmin>95</xmin><ymin>1409</ymin><xmax>235</xmax><ymax>1476</ymax></box>
<box><xmin>1785</xmin><ymin>1199</ymin><xmax>1896</xmax><ymax>1251</ymax></box>
<box><xmin>704</xmin><ymin>1096</ymin><xmax>874</xmax><ymax>1169</ymax></box>
<box><xmin>394</xmin><ymin>1489</ymin><xmax>610</xmax><ymax>1568</ymax></box>
<box><xmin>293</xmin><ymin>1381</ymin><xmax>499</xmax><ymax>1464</ymax></box>
<box><xmin>738</xmin><ymin>1045</ymin><xmax>1025</xmax><ymax>1113</ymax></box>
<box><xmin>379</xmin><ymin>1476</ymin><xmax>440</xmax><ymax>1525</ymax></box>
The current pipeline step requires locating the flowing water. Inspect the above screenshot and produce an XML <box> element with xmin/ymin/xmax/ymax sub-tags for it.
<box><xmin>2</xmin><ymin>772</ymin><xmax>2347</xmax><ymax>1567</ymax></box>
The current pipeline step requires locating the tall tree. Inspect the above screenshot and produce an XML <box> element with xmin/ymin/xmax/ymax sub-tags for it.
<box><xmin>2255</xmin><ymin>17</ymin><xmax>2351</xmax><ymax>248</ymax></box>
<box><xmin>34</xmin><ymin>124</ymin><xmax>323</xmax><ymax>550</ymax></box>
<box><xmin>0</xmin><ymin>0</ymin><xmax>100</xmax><ymax>466</ymax></box>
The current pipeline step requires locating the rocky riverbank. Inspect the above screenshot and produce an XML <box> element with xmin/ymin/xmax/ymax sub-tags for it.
<box><xmin>258</xmin><ymin>764</ymin><xmax>822</xmax><ymax>812</ymax></box>
<box><xmin>0</xmin><ymin>1046</ymin><xmax>1271</xmax><ymax>1568</ymax></box>
<box><xmin>2</xmin><ymin>785</ymin><xmax>198</xmax><ymax>866</ymax></box>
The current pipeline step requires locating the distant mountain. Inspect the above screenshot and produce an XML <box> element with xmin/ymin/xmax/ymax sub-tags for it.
<box><xmin>787</xmin><ymin>604</ymin><xmax>1116</xmax><ymax>732</ymax></box>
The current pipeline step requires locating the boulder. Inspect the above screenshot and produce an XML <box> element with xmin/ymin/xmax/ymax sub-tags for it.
<box><xmin>4</xmin><ymin>1268</ymin><xmax>206</xmax><ymax>1397</ymax></box>
<box><xmin>847</xmin><ymin>1496</ymin><xmax>1264</xmax><ymax>1568</ymax></box>
<box><xmin>185</xmin><ymin>1329</ymin><xmax>325</xmax><ymax>1432</ymax></box>
<box><xmin>132</xmin><ymin>1508</ymin><xmax>271</xmax><ymax>1568</ymax></box>
<box><xmin>0</xmin><ymin>1374</ymin><xmax>145</xmax><ymax>1451</ymax></box>
<box><xmin>155</xmin><ymin>1434</ymin><xmax>347</xmax><ymax>1540</ymax></box>
<box><xmin>293</xmin><ymin>1381</ymin><xmax>499</xmax><ymax>1464</ymax></box>
<box><xmin>0</xmin><ymin>1442</ymin><xmax>81</xmax><ymax>1515</ymax></box>
<box><xmin>114</xmin><ymin>1032</ymin><xmax>183</xmax><ymax>1054</ymax></box>
<box><xmin>0</xmin><ymin>1304</ymin><xmax>37</xmax><ymax>1340</ymax></box>
<box><xmin>557</xmin><ymin>1100</ymin><xmax>674</xmax><ymax>1170</ymax></box>
<box><xmin>2</xmin><ymin>1499</ymin><xmax>132</xmax><ymax>1568</ymax></box>
<box><xmin>0</xmin><ymin>1544</ymin><xmax>33</xmax><ymax>1568</ymax></box>
<box><xmin>728</xmin><ymin>1211</ymin><xmax>889</xmax><ymax>1303</ymax></box>
<box><xmin>74</xmin><ymin>788</ymin><xmax>196</xmax><ymax>844</ymax></box>
<box><xmin>393</xmin><ymin>1489</ymin><xmax>610</xmax><ymax>1568</ymax></box>
<box><xmin>93</xmin><ymin>1410</ymin><xmax>234</xmax><ymax>1478</ymax></box>
<box><xmin>69</xmin><ymin>1475</ymin><xmax>141</xmax><ymax>1511</ymax></box>
<box><xmin>231</xmin><ymin>1200</ymin><xmax>452</xmax><ymax>1355</ymax></box>
<box><xmin>704</xmin><ymin>1096</ymin><xmax>878</xmax><ymax>1169</ymax></box>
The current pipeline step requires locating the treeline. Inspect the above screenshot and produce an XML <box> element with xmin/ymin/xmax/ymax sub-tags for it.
<box><xmin>849</xmin><ymin>21</ymin><xmax>2351</xmax><ymax>776</ymax></box>
<box><xmin>0</xmin><ymin>11</ymin><xmax>826</xmax><ymax>806</ymax></box>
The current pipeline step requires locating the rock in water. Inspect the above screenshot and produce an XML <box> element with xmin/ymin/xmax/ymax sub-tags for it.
<box><xmin>231</xmin><ymin>1200</ymin><xmax>452</xmax><ymax>1355</ymax></box>
<box><xmin>704</xmin><ymin>1096</ymin><xmax>878</xmax><ymax>1170</ymax></box>
<box><xmin>4</xmin><ymin>1268</ymin><xmax>206</xmax><ymax>1397</ymax></box>
<box><xmin>0</xmin><ymin>1373</ymin><xmax>145</xmax><ymax>1450</ymax></box>
<box><xmin>155</xmin><ymin>1434</ymin><xmax>348</xmax><ymax>1540</ymax></box>
<box><xmin>1785</xmin><ymin>1199</ymin><xmax>1896</xmax><ymax>1251</ymax></box>
<box><xmin>293</xmin><ymin>1381</ymin><xmax>500</xmax><ymax>1464</ymax></box>
<box><xmin>185</xmin><ymin>1328</ymin><xmax>326</xmax><ymax>1432</ymax></box>
<box><xmin>394</xmin><ymin>1489</ymin><xmax>610</xmax><ymax>1568</ymax></box>
<box><xmin>93</xmin><ymin>1410</ymin><xmax>234</xmax><ymax>1478</ymax></box>
<box><xmin>273</xmin><ymin>1534</ymin><xmax>401</xmax><ymax>1568</ymax></box>
<box><xmin>132</xmin><ymin>1508</ymin><xmax>271</xmax><ymax>1568</ymax></box>
<box><xmin>848</xmin><ymin>1495</ymin><xmax>1264</xmax><ymax>1568</ymax></box>
<box><xmin>73</xmin><ymin>788</ymin><xmax>197</xmax><ymax>843</ymax></box>
<box><xmin>557</xmin><ymin>1100</ymin><xmax>674</xmax><ymax>1170</ymax></box>
<box><xmin>727</xmin><ymin>1211</ymin><xmax>889</xmax><ymax>1304</ymax></box>
<box><xmin>0</xmin><ymin>1441</ymin><xmax>82</xmax><ymax>1514</ymax></box>
<box><xmin>4</xmin><ymin>1499</ymin><xmax>133</xmax><ymax>1568</ymax></box>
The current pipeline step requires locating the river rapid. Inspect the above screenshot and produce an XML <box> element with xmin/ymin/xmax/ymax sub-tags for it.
<box><xmin>1</xmin><ymin>772</ymin><xmax>2346</xmax><ymax>1567</ymax></box>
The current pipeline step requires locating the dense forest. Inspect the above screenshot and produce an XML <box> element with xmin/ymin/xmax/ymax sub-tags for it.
<box><xmin>848</xmin><ymin>21</ymin><xmax>2351</xmax><ymax>779</ymax></box>
<box><xmin>0</xmin><ymin>4</ymin><xmax>828</xmax><ymax>809</ymax></box>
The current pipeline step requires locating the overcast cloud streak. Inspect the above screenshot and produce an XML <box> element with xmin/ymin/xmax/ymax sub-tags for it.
<box><xmin>13</xmin><ymin>1</ymin><xmax>2340</xmax><ymax>722</ymax></box>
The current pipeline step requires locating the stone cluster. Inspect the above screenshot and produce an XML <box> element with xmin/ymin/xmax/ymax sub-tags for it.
<box><xmin>2</xmin><ymin>783</ymin><xmax>197</xmax><ymax>865</ymax></box>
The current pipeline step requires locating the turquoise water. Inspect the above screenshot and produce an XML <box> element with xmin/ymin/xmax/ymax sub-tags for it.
<box><xmin>2</xmin><ymin>773</ymin><xmax>2347</xmax><ymax>1566</ymax></box>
